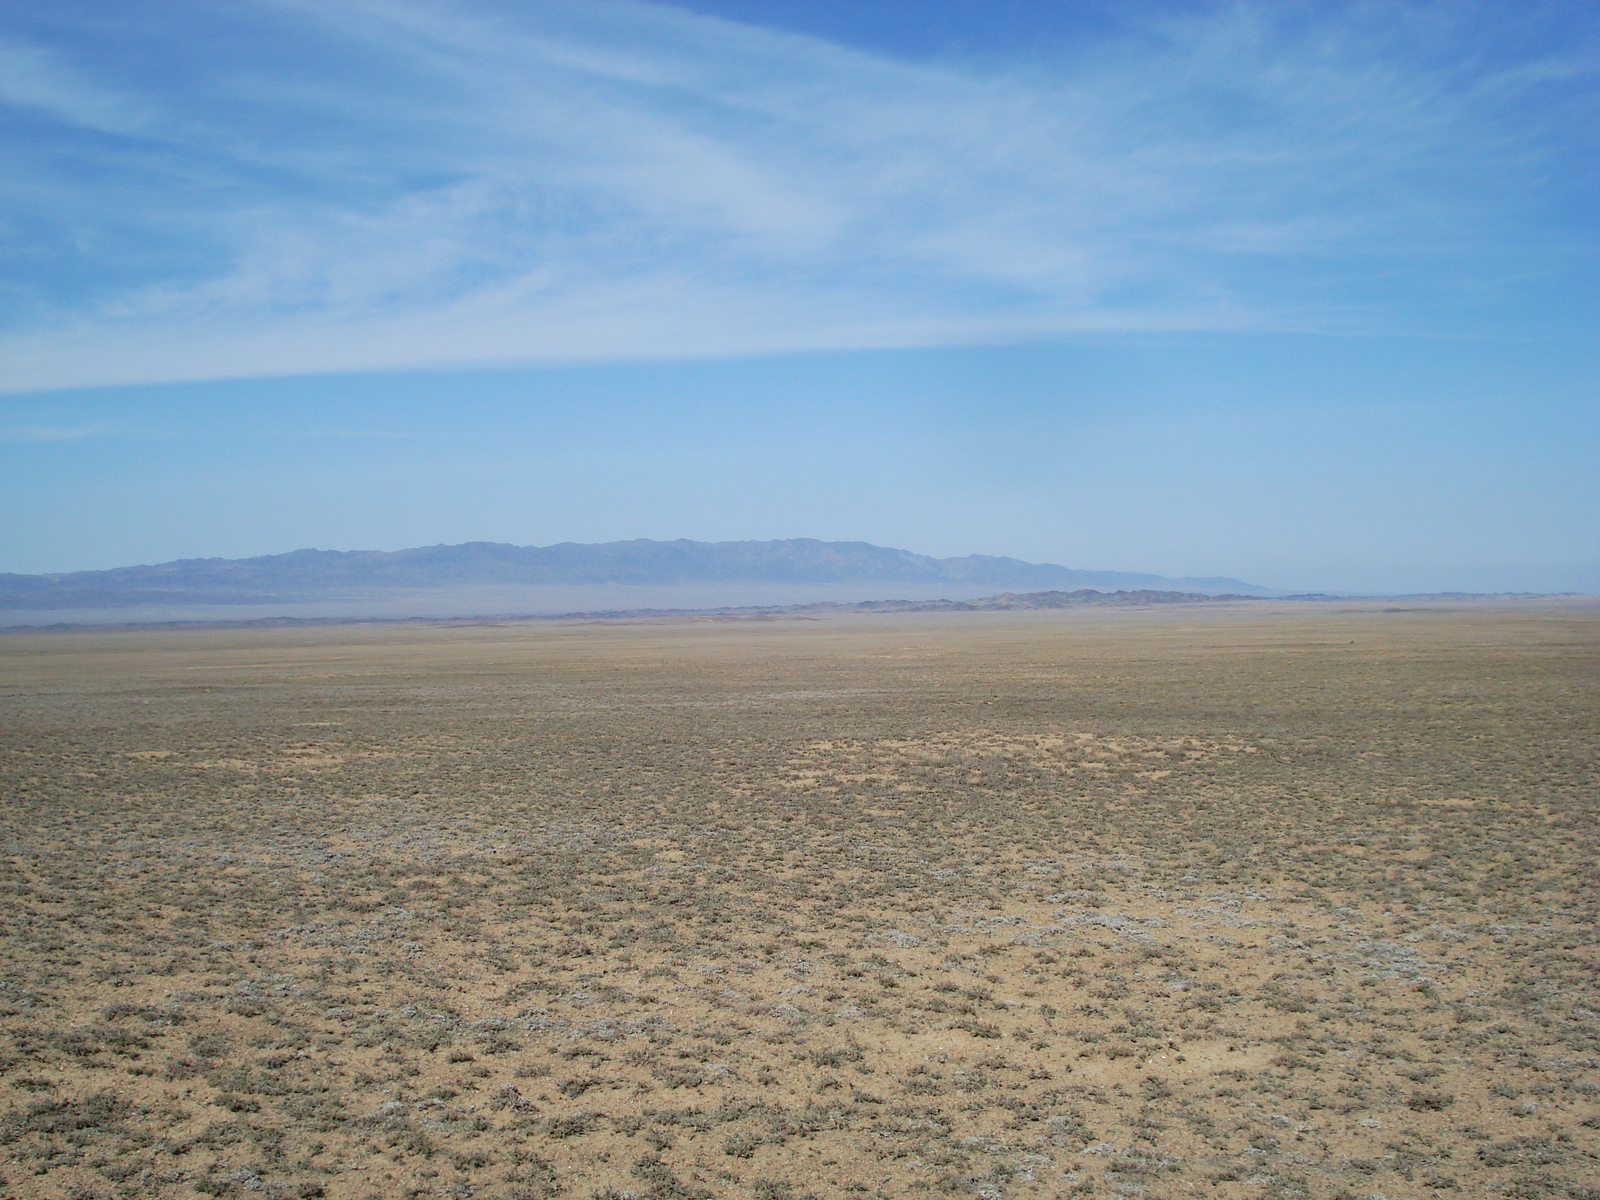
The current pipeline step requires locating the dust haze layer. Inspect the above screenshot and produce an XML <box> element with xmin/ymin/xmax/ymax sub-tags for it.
<box><xmin>0</xmin><ymin>585</ymin><xmax>1270</xmax><ymax>631</ymax></box>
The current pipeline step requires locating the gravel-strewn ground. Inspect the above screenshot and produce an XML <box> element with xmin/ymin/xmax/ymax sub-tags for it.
<box><xmin>1</xmin><ymin>603</ymin><xmax>1595</xmax><ymax>1200</ymax></box>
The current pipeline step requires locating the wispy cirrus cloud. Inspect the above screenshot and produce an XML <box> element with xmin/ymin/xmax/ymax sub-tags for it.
<box><xmin>0</xmin><ymin>37</ymin><xmax>159</xmax><ymax>134</ymax></box>
<box><xmin>0</xmin><ymin>0</ymin><xmax>1593</xmax><ymax>393</ymax></box>
<box><xmin>0</xmin><ymin>421</ymin><xmax>117</xmax><ymax>442</ymax></box>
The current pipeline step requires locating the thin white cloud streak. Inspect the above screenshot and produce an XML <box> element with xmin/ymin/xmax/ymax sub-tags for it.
<box><xmin>0</xmin><ymin>38</ymin><xmax>158</xmax><ymax>135</ymax></box>
<box><xmin>0</xmin><ymin>0</ymin><xmax>1591</xmax><ymax>392</ymax></box>
<box><xmin>0</xmin><ymin>422</ymin><xmax>116</xmax><ymax>442</ymax></box>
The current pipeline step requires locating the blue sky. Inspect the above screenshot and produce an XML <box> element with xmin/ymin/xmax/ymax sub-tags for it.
<box><xmin>1</xmin><ymin>0</ymin><xmax>1596</xmax><ymax>591</ymax></box>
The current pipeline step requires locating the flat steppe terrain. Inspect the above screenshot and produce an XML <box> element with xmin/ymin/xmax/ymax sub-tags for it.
<box><xmin>1</xmin><ymin>601</ymin><xmax>1596</xmax><ymax>1200</ymax></box>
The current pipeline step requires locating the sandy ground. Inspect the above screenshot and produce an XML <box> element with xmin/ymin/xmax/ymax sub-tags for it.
<box><xmin>0</xmin><ymin>600</ymin><xmax>1596</xmax><ymax>1200</ymax></box>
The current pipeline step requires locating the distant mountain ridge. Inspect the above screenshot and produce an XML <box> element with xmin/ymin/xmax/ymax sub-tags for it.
<box><xmin>0</xmin><ymin>539</ymin><xmax>1275</xmax><ymax>609</ymax></box>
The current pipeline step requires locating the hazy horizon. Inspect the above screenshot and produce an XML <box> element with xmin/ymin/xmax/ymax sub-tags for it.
<box><xmin>3</xmin><ymin>535</ymin><xmax>1269</xmax><ymax>588</ymax></box>
<box><xmin>2</xmin><ymin>529</ymin><xmax>1593</xmax><ymax>601</ymax></box>
<box><xmin>2</xmin><ymin>1</ymin><xmax>1595</xmax><ymax>594</ymax></box>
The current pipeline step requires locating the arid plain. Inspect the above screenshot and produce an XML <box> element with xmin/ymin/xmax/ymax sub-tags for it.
<box><xmin>1</xmin><ymin>602</ymin><xmax>1596</xmax><ymax>1200</ymax></box>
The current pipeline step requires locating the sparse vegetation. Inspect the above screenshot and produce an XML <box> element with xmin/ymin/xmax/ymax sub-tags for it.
<box><xmin>0</xmin><ymin>602</ymin><xmax>1595</xmax><ymax>1198</ymax></box>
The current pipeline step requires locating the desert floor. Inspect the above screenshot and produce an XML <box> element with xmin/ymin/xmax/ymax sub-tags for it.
<box><xmin>1</xmin><ymin>601</ymin><xmax>1596</xmax><ymax>1200</ymax></box>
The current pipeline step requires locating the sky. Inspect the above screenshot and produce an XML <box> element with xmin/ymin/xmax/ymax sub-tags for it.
<box><xmin>1</xmin><ymin>0</ymin><xmax>1596</xmax><ymax>593</ymax></box>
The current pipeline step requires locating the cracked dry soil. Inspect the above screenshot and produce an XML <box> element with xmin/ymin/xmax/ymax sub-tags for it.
<box><xmin>0</xmin><ymin>603</ymin><xmax>1596</xmax><ymax>1200</ymax></box>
